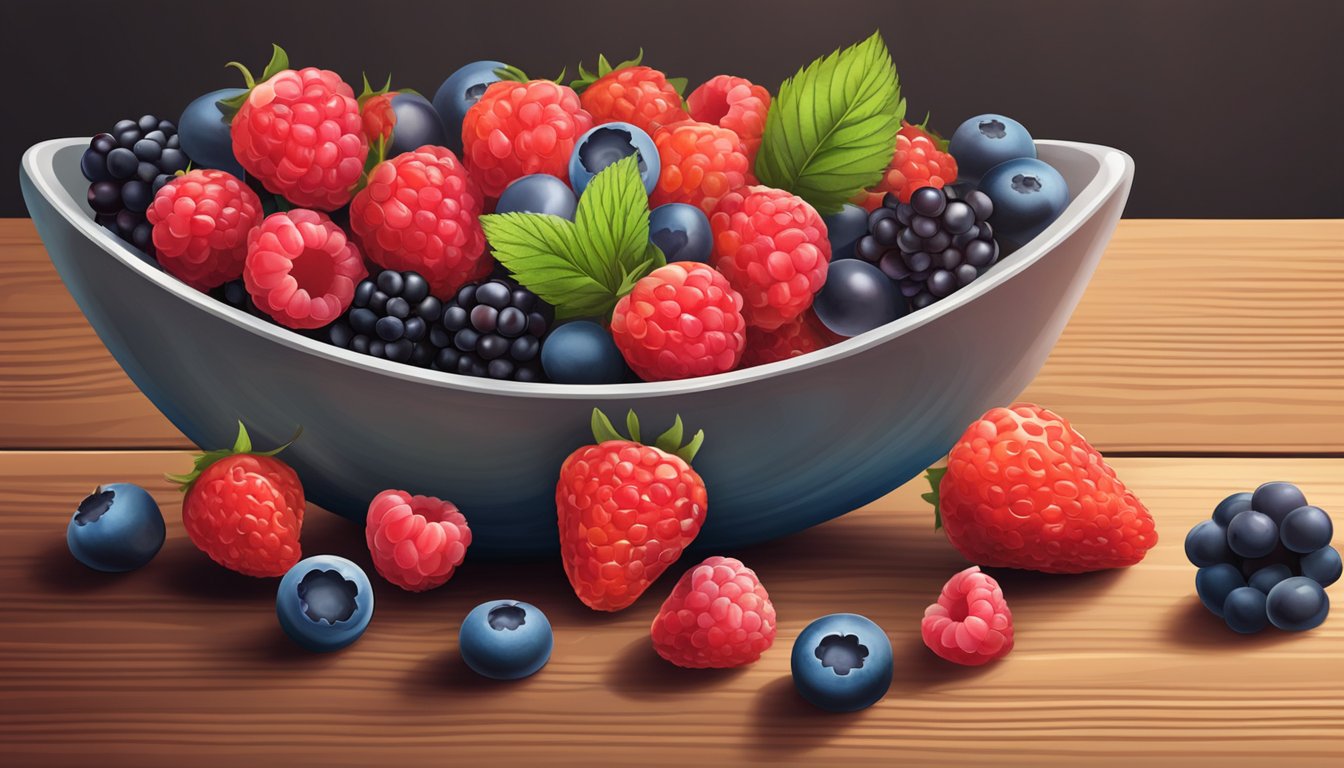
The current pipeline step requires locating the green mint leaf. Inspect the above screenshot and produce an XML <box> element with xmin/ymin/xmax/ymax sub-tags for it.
<box><xmin>755</xmin><ymin>30</ymin><xmax>904</xmax><ymax>215</ymax></box>
<box><xmin>480</xmin><ymin>212</ymin><xmax>616</xmax><ymax>319</ymax></box>
<box><xmin>575</xmin><ymin>154</ymin><xmax>651</xmax><ymax>290</ymax></box>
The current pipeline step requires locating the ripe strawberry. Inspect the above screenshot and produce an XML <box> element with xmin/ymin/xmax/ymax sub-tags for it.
<box><xmin>225</xmin><ymin>46</ymin><xmax>368</xmax><ymax>211</ymax></box>
<box><xmin>710</xmin><ymin>185</ymin><xmax>831</xmax><ymax>330</ymax></box>
<box><xmin>572</xmin><ymin>52</ymin><xmax>689</xmax><ymax>135</ymax></box>
<box><xmin>740</xmin><ymin>310</ymin><xmax>840</xmax><ymax>368</ymax></box>
<box><xmin>557</xmin><ymin>409</ymin><xmax>708</xmax><ymax>612</ymax></box>
<box><xmin>146</xmin><ymin>169</ymin><xmax>263</xmax><ymax>291</ymax></box>
<box><xmin>243</xmin><ymin>209</ymin><xmax>368</xmax><ymax>329</ymax></box>
<box><xmin>921</xmin><ymin>566</ymin><xmax>1014</xmax><ymax>666</ymax></box>
<box><xmin>650</xmin><ymin>556</ymin><xmax>777</xmax><ymax>669</ymax></box>
<box><xmin>609</xmin><ymin>261</ymin><xmax>747</xmax><ymax>381</ymax></box>
<box><xmin>649</xmin><ymin>120</ymin><xmax>753</xmax><ymax>216</ymax></box>
<box><xmin>168</xmin><ymin>422</ymin><xmax>304</xmax><ymax>578</ymax></box>
<box><xmin>349</xmin><ymin>145</ymin><xmax>490</xmax><ymax>298</ymax></box>
<box><xmin>928</xmin><ymin>403</ymin><xmax>1159</xmax><ymax>574</ymax></box>
<box><xmin>686</xmin><ymin>75</ymin><xmax>771</xmax><ymax>165</ymax></box>
<box><xmin>462</xmin><ymin>76</ymin><xmax>593</xmax><ymax>198</ymax></box>
<box><xmin>853</xmin><ymin>119</ymin><xmax>958</xmax><ymax>210</ymax></box>
<box><xmin>365</xmin><ymin>489</ymin><xmax>471</xmax><ymax>592</ymax></box>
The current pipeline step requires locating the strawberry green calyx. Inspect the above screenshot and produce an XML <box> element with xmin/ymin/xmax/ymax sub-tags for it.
<box><xmin>569</xmin><ymin>49</ymin><xmax>686</xmax><ymax>96</ymax></box>
<box><xmin>165</xmin><ymin>421</ymin><xmax>301</xmax><ymax>492</ymax></box>
<box><xmin>494</xmin><ymin>64</ymin><xmax>568</xmax><ymax>85</ymax></box>
<box><xmin>922</xmin><ymin>465</ymin><xmax>948</xmax><ymax>530</ymax></box>
<box><xmin>590</xmin><ymin>408</ymin><xmax>704</xmax><ymax>464</ymax></box>
<box><xmin>216</xmin><ymin>44</ymin><xmax>291</xmax><ymax>119</ymax></box>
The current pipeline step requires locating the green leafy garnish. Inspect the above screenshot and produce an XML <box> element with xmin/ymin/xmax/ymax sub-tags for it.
<box><xmin>217</xmin><ymin>44</ymin><xmax>291</xmax><ymax>118</ymax></box>
<box><xmin>480</xmin><ymin>155</ymin><xmax>664</xmax><ymax>320</ymax></box>
<box><xmin>589</xmin><ymin>409</ymin><xmax>704</xmax><ymax>464</ymax></box>
<box><xmin>922</xmin><ymin>465</ymin><xmax>947</xmax><ymax>530</ymax></box>
<box><xmin>754</xmin><ymin>31</ymin><xmax>905</xmax><ymax>215</ymax></box>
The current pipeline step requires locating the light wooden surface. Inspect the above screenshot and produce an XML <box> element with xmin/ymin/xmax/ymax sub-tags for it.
<box><xmin>1</xmin><ymin>218</ymin><xmax>1343</xmax><ymax>767</ymax></box>
<box><xmin>2</xmin><ymin>218</ymin><xmax>1341</xmax><ymax>452</ymax></box>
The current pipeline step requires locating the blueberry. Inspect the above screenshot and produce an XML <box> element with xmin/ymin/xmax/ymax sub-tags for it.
<box><xmin>1280</xmin><ymin>505</ymin><xmax>1333</xmax><ymax>554</ymax></box>
<box><xmin>540</xmin><ymin>320</ymin><xmax>630</xmax><ymax>384</ymax></box>
<box><xmin>459</xmin><ymin>599</ymin><xmax>553</xmax><ymax>680</ymax></box>
<box><xmin>276</xmin><ymin>555</ymin><xmax>373</xmax><ymax>652</ymax></box>
<box><xmin>384</xmin><ymin>92</ymin><xmax>449</xmax><ymax>158</ymax></box>
<box><xmin>1300</xmin><ymin>546</ymin><xmax>1341</xmax><ymax>587</ymax></box>
<box><xmin>1195</xmin><ymin>563</ymin><xmax>1246</xmax><ymax>617</ymax></box>
<box><xmin>496</xmin><ymin>174</ymin><xmax>578</xmax><ymax>220</ymax></box>
<box><xmin>649</xmin><ymin>203</ymin><xmax>712</xmax><ymax>263</ymax></box>
<box><xmin>1251</xmin><ymin>482</ymin><xmax>1309</xmax><ymax>524</ymax></box>
<box><xmin>1212</xmin><ymin>491</ymin><xmax>1254</xmax><ymax>526</ymax></box>
<box><xmin>790</xmin><ymin>613</ymin><xmax>892</xmax><ymax>712</ymax></box>
<box><xmin>569</xmin><ymin>122</ymin><xmax>660</xmax><ymax>196</ymax></box>
<box><xmin>977</xmin><ymin>157</ymin><xmax>1069</xmax><ymax>251</ymax></box>
<box><xmin>1265</xmin><ymin>576</ymin><xmax>1330</xmax><ymax>632</ymax></box>
<box><xmin>1184</xmin><ymin>520</ymin><xmax>1231</xmax><ymax>567</ymax></box>
<box><xmin>1227</xmin><ymin>510</ymin><xmax>1279</xmax><ymax>558</ymax></box>
<box><xmin>1222</xmin><ymin>587</ymin><xmax>1270</xmax><ymax>634</ymax></box>
<box><xmin>432</xmin><ymin>60</ymin><xmax>506</xmax><ymax>154</ymax></box>
<box><xmin>812</xmin><ymin>259</ymin><xmax>906</xmax><ymax>337</ymax></box>
<box><xmin>948</xmin><ymin>113</ymin><xmax>1036</xmax><ymax>185</ymax></box>
<box><xmin>823</xmin><ymin>203</ymin><xmax>870</xmax><ymax>261</ymax></box>
<box><xmin>66</xmin><ymin>483</ymin><xmax>165</xmax><ymax>572</ymax></box>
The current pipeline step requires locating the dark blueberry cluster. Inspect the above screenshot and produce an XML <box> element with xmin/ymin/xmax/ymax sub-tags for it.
<box><xmin>1186</xmin><ymin>482</ymin><xmax>1339</xmax><ymax>634</ymax></box>
<box><xmin>329</xmin><ymin>271</ymin><xmax>445</xmax><ymax>367</ymax></box>
<box><xmin>855</xmin><ymin>186</ymin><xmax>999</xmax><ymax>310</ymax></box>
<box><xmin>80</xmin><ymin>115</ymin><xmax>190</xmax><ymax>255</ymax></box>
<box><xmin>437</xmin><ymin>278</ymin><xmax>552</xmax><ymax>382</ymax></box>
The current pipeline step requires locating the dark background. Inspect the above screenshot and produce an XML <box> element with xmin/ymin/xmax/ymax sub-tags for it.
<box><xmin>4</xmin><ymin>0</ymin><xmax>1341</xmax><ymax>217</ymax></box>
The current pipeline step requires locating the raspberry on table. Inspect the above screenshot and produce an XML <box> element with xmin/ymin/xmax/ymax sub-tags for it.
<box><xmin>649</xmin><ymin>120</ymin><xmax>753</xmax><ymax>216</ymax></box>
<box><xmin>852</xmin><ymin>121</ymin><xmax>958</xmax><ymax>210</ymax></box>
<box><xmin>580</xmin><ymin>65</ymin><xmax>689</xmax><ymax>135</ymax></box>
<box><xmin>921</xmin><ymin>566</ymin><xmax>1014</xmax><ymax>666</ymax></box>
<box><xmin>710</xmin><ymin>186</ymin><xmax>831</xmax><ymax>330</ymax></box>
<box><xmin>243</xmin><ymin>209</ymin><xmax>368</xmax><ymax>330</ymax></box>
<box><xmin>350</xmin><ymin>145</ymin><xmax>490</xmax><ymax>299</ymax></box>
<box><xmin>462</xmin><ymin>79</ymin><xmax>594</xmax><ymax>198</ymax></box>
<box><xmin>230</xmin><ymin>67</ymin><xmax>368</xmax><ymax>211</ymax></box>
<box><xmin>650</xmin><ymin>556</ymin><xmax>777</xmax><ymax>669</ymax></box>
<box><xmin>687</xmin><ymin>75</ymin><xmax>771</xmax><ymax>164</ymax></box>
<box><xmin>365</xmin><ymin>489</ymin><xmax>471</xmax><ymax>592</ymax></box>
<box><xmin>609</xmin><ymin>262</ymin><xmax>747</xmax><ymax>381</ymax></box>
<box><xmin>147</xmin><ymin>169</ymin><xmax>263</xmax><ymax>291</ymax></box>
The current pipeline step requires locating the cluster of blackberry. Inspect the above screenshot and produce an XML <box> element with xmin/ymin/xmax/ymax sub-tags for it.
<box><xmin>80</xmin><ymin>115</ymin><xmax>190</xmax><ymax>255</ymax></box>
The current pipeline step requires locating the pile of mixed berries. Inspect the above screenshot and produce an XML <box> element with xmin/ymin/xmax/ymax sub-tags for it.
<box><xmin>79</xmin><ymin>38</ymin><xmax>1070</xmax><ymax>385</ymax></box>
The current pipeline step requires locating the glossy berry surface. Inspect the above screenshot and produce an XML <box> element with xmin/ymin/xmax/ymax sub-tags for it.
<box><xmin>823</xmin><ymin>203</ymin><xmax>870</xmax><ymax>261</ymax></box>
<box><xmin>1300</xmin><ymin>546</ymin><xmax>1341</xmax><ymax>588</ymax></box>
<box><xmin>853</xmin><ymin>120</ymin><xmax>959</xmax><ymax>208</ymax></box>
<box><xmin>329</xmin><ymin>270</ymin><xmax>444</xmax><ymax>367</ymax></box>
<box><xmin>540</xmin><ymin>320</ymin><xmax>630</xmax><ymax>384</ymax></box>
<box><xmin>147</xmin><ymin>169</ymin><xmax>263</xmax><ymax>291</ymax></box>
<box><xmin>437</xmin><ymin>278</ymin><xmax>553</xmax><ymax>381</ymax></box>
<box><xmin>1266</xmin><ymin>577</ymin><xmax>1330</xmax><ymax>631</ymax></box>
<box><xmin>578</xmin><ymin>64</ymin><xmax>688</xmax><ymax>136</ymax></box>
<box><xmin>791</xmin><ymin>613</ymin><xmax>892</xmax><ymax>712</ymax></box>
<box><xmin>276</xmin><ymin>555</ymin><xmax>373</xmax><ymax>653</ymax></box>
<box><xmin>1195</xmin><ymin>563</ymin><xmax>1246</xmax><ymax>618</ymax></box>
<box><xmin>496</xmin><ymin>174</ymin><xmax>578</xmax><ymax>220</ymax></box>
<box><xmin>1251</xmin><ymin>482</ymin><xmax>1309</xmax><ymax>524</ymax></box>
<box><xmin>649</xmin><ymin>120</ymin><xmax>752</xmax><ymax>216</ymax></box>
<box><xmin>362</xmin><ymin>92</ymin><xmax>448</xmax><ymax>159</ymax></box>
<box><xmin>1247</xmin><ymin>563</ymin><xmax>1294</xmax><ymax>594</ymax></box>
<box><xmin>650</xmin><ymin>556</ymin><xmax>776</xmax><ymax>668</ymax></box>
<box><xmin>811</xmin><ymin>259</ymin><xmax>904</xmax><ymax>337</ymax></box>
<box><xmin>609</xmin><ymin>262</ymin><xmax>746</xmax><ymax>381</ymax></box>
<box><xmin>66</xmin><ymin>483</ymin><xmax>165</xmax><ymax>573</ymax></box>
<box><xmin>432</xmin><ymin>60</ymin><xmax>506</xmax><ymax>155</ymax></box>
<box><xmin>686</xmin><ymin>75</ymin><xmax>771</xmax><ymax>163</ymax></box>
<box><xmin>740</xmin><ymin>310</ymin><xmax>839</xmax><ymax>368</ymax></box>
<box><xmin>243</xmin><ymin>209</ymin><xmax>368</xmax><ymax>329</ymax></box>
<box><xmin>1222</xmin><ymin>587</ymin><xmax>1270</xmax><ymax>634</ymax></box>
<box><xmin>649</xmin><ymin>203</ymin><xmax>712</xmax><ymax>264</ymax></box>
<box><xmin>978</xmin><ymin>157</ymin><xmax>1069</xmax><ymax>251</ymax></box>
<box><xmin>1184</xmin><ymin>520</ymin><xmax>1231</xmax><ymax>568</ymax></box>
<box><xmin>1227</xmin><ymin>509</ymin><xmax>1279</xmax><ymax>558</ymax></box>
<box><xmin>1280</xmin><ymin>505</ymin><xmax>1333</xmax><ymax>554</ymax></box>
<box><xmin>365</xmin><ymin>489</ymin><xmax>471</xmax><ymax>592</ymax></box>
<box><xmin>948</xmin><ymin>114</ymin><xmax>1036</xmax><ymax>185</ymax></box>
<box><xmin>178</xmin><ymin>89</ymin><xmax>246</xmax><ymax>176</ymax></box>
<box><xmin>462</xmin><ymin>79</ymin><xmax>593</xmax><ymax>198</ymax></box>
<box><xmin>81</xmin><ymin>115</ymin><xmax>189</xmax><ymax>255</ymax></box>
<box><xmin>568</xmin><ymin>122</ymin><xmax>660</xmax><ymax>196</ymax></box>
<box><xmin>459</xmin><ymin>600</ymin><xmax>553</xmax><ymax>680</ymax></box>
<box><xmin>921</xmin><ymin>566</ymin><xmax>1014</xmax><ymax>665</ymax></box>
<box><xmin>1212</xmin><ymin>491</ymin><xmax>1254</xmax><ymax>526</ymax></box>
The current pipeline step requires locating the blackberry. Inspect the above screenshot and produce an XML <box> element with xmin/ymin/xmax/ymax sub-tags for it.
<box><xmin>80</xmin><ymin>115</ymin><xmax>190</xmax><ymax>255</ymax></box>
<box><xmin>437</xmin><ymin>278</ymin><xmax>552</xmax><ymax>382</ymax></box>
<box><xmin>855</xmin><ymin>186</ymin><xmax>999</xmax><ymax>311</ymax></box>
<box><xmin>328</xmin><ymin>271</ymin><xmax>445</xmax><ymax>367</ymax></box>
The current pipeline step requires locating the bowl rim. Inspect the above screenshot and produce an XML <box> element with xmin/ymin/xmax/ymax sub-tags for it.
<box><xmin>23</xmin><ymin>138</ymin><xmax>1133</xmax><ymax>400</ymax></box>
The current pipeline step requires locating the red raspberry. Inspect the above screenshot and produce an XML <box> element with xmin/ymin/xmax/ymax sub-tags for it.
<box><xmin>932</xmin><ymin>403</ymin><xmax>1159</xmax><ymax>574</ymax></box>
<box><xmin>365</xmin><ymin>489</ymin><xmax>471</xmax><ymax>592</ymax></box>
<box><xmin>610</xmin><ymin>262</ymin><xmax>746</xmax><ymax>381</ymax></box>
<box><xmin>146</xmin><ymin>169</ymin><xmax>263</xmax><ymax>291</ymax></box>
<box><xmin>462</xmin><ymin>79</ymin><xmax>593</xmax><ymax>198</ymax></box>
<box><xmin>921</xmin><ymin>566</ymin><xmax>1014</xmax><ymax>666</ymax></box>
<box><xmin>853</xmin><ymin>121</ymin><xmax>958</xmax><ymax>209</ymax></box>
<box><xmin>649</xmin><ymin>120</ymin><xmax>752</xmax><ymax>216</ymax></box>
<box><xmin>710</xmin><ymin>186</ymin><xmax>831</xmax><ymax>331</ymax></box>
<box><xmin>360</xmin><ymin>91</ymin><xmax>396</xmax><ymax>146</ymax></box>
<box><xmin>557</xmin><ymin>409</ymin><xmax>707</xmax><ymax>612</ymax></box>
<box><xmin>171</xmin><ymin>423</ymin><xmax>304</xmax><ymax>578</ymax></box>
<box><xmin>349</xmin><ymin>146</ymin><xmax>490</xmax><ymax>298</ymax></box>
<box><xmin>686</xmin><ymin>75</ymin><xmax>771</xmax><ymax>164</ymax></box>
<box><xmin>580</xmin><ymin>65</ymin><xmax>689</xmax><ymax>135</ymax></box>
<box><xmin>650</xmin><ymin>556</ymin><xmax>777</xmax><ymax>669</ymax></box>
<box><xmin>230</xmin><ymin>67</ymin><xmax>368</xmax><ymax>211</ymax></box>
<box><xmin>740</xmin><ymin>310</ymin><xmax>840</xmax><ymax>368</ymax></box>
<box><xmin>243</xmin><ymin>209</ymin><xmax>367</xmax><ymax>329</ymax></box>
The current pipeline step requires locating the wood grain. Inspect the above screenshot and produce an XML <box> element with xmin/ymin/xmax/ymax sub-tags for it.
<box><xmin>2</xmin><ymin>218</ymin><xmax>1341</xmax><ymax>452</ymax></box>
<box><xmin>2</xmin><ymin>452</ymin><xmax>1342</xmax><ymax>767</ymax></box>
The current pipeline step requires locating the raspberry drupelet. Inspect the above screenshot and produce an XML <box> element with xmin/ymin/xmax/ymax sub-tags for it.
<box><xmin>687</xmin><ymin>75</ymin><xmax>771</xmax><ymax>164</ymax></box>
<box><xmin>365</xmin><ymin>489</ymin><xmax>471</xmax><ymax>592</ymax></box>
<box><xmin>651</xmin><ymin>556</ymin><xmax>778</xmax><ymax>669</ymax></box>
<box><xmin>243</xmin><ymin>209</ymin><xmax>367</xmax><ymax>330</ymax></box>
<box><xmin>649</xmin><ymin>120</ymin><xmax>753</xmax><ymax>216</ymax></box>
<box><xmin>921</xmin><ymin>566</ymin><xmax>1014</xmax><ymax>666</ymax></box>
<box><xmin>147</xmin><ymin>169</ymin><xmax>263</xmax><ymax>291</ymax></box>
<box><xmin>609</xmin><ymin>262</ymin><xmax>747</xmax><ymax>381</ymax></box>
<box><xmin>461</xmin><ymin>79</ymin><xmax>594</xmax><ymax>198</ymax></box>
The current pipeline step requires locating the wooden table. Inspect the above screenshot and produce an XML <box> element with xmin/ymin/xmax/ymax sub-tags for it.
<box><xmin>2</xmin><ymin>219</ymin><xmax>1342</xmax><ymax>767</ymax></box>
